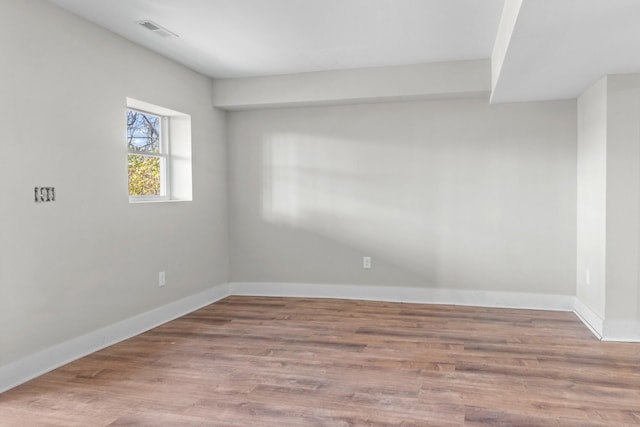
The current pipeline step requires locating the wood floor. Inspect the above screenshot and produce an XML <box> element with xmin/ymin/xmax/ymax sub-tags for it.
<box><xmin>1</xmin><ymin>296</ymin><xmax>640</xmax><ymax>426</ymax></box>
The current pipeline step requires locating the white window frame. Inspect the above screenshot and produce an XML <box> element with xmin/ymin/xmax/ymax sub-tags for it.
<box><xmin>127</xmin><ymin>108</ymin><xmax>171</xmax><ymax>202</ymax></box>
<box><xmin>126</xmin><ymin>97</ymin><xmax>193</xmax><ymax>203</ymax></box>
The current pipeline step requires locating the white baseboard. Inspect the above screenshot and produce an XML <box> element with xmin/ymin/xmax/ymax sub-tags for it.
<box><xmin>573</xmin><ymin>298</ymin><xmax>604</xmax><ymax>339</ymax></box>
<box><xmin>603</xmin><ymin>319</ymin><xmax>640</xmax><ymax>342</ymax></box>
<box><xmin>572</xmin><ymin>298</ymin><xmax>640</xmax><ymax>342</ymax></box>
<box><xmin>0</xmin><ymin>283</ymin><xmax>230</xmax><ymax>394</ymax></box>
<box><xmin>230</xmin><ymin>282</ymin><xmax>576</xmax><ymax>311</ymax></box>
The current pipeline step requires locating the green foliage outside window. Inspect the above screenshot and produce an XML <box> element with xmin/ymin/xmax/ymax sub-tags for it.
<box><xmin>128</xmin><ymin>154</ymin><xmax>161</xmax><ymax>195</ymax></box>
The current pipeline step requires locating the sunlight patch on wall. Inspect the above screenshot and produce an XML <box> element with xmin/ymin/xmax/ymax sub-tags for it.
<box><xmin>261</xmin><ymin>132</ymin><xmax>442</xmax><ymax>280</ymax></box>
<box><xmin>258</xmin><ymin>128</ymin><xmax>561</xmax><ymax>290</ymax></box>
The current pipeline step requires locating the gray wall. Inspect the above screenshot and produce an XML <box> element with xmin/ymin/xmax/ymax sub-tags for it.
<box><xmin>576</xmin><ymin>73</ymin><xmax>640</xmax><ymax>334</ymax></box>
<box><xmin>576</xmin><ymin>78</ymin><xmax>607</xmax><ymax>319</ymax></box>
<box><xmin>228</xmin><ymin>98</ymin><xmax>577</xmax><ymax>294</ymax></box>
<box><xmin>605</xmin><ymin>74</ymin><xmax>640</xmax><ymax>325</ymax></box>
<box><xmin>0</xmin><ymin>0</ymin><xmax>229</xmax><ymax>366</ymax></box>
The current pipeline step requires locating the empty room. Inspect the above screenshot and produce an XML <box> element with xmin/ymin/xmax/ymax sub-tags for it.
<box><xmin>2</xmin><ymin>0</ymin><xmax>640</xmax><ymax>425</ymax></box>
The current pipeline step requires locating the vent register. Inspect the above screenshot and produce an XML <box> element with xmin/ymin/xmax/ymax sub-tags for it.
<box><xmin>137</xmin><ymin>20</ymin><xmax>179</xmax><ymax>39</ymax></box>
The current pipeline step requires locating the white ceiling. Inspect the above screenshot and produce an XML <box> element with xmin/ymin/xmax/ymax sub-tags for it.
<box><xmin>46</xmin><ymin>0</ymin><xmax>640</xmax><ymax>102</ymax></box>
<box><xmin>491</xmin><ymin>0</ymin><xmax>640</xmax><ymax>103</ymax></box>
<box><xmin>46</xmin><ymin>0</ymin><xmax>504</xmax><ymax>79</ymax></box>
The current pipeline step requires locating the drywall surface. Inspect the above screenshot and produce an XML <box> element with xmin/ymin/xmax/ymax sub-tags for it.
<box><xmin>228</xmin><ymin>98</ymin><xmax>577</xmax><ymax>295</ymax></box>
<box><xmin>491</xmin><ymin>0</ymin><xmax>522</xmax><ymax>94</ymax></box>
<box><xmin>605</xmin><ymin>74</ymin><xmax>640</xmax><ymax>323</ymax></box>
<box><xmin>576</xmin><ymin>77</ymin><xmax>608</xmax><ymax>319</ymax></box>
<box><xmin>0</xmin><ymin>0</ymin><xmax>228</xmax><ymax>366</ymax></box>
<box><xmin>213</xmin><ymin>60</ymin><xmax>490</xmax><ymax>110</ymax></box>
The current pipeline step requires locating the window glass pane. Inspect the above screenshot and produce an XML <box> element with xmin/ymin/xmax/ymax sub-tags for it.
<box><xmin>127</xmin><ymin>110</ymin><xmax>160</xmax><ymax>153</ymax></box>
<box><xmin>128</xmin><ymin>154</ymin><xmax>161</xmax><ymax>196</ymax></box>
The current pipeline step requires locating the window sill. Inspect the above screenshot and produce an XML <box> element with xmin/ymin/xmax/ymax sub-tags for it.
<box><xmin>128</xmin><ymin>198</ymin><xmax>192</xmax><ymax>204</ymax></box>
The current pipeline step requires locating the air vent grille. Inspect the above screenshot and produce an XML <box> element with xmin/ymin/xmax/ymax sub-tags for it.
<box><xmin>137</xmin><ymin>20</ymin><xmax>178</xmax><ymax>39</ymax></box>
<box><xmin>140</xmin><ymin>21</ymin><xmax>160</xmax><ymax>31</ymax></box>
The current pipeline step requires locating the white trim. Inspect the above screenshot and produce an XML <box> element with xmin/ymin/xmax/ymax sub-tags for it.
<box><xmin>230</xmin><ymin>282</ymin><xmax>575</xmax><ymax>311</ymax></box>
<box><xmin>0</xmin><ymin>283</ymin><xmax>230</xmax><ymax>394</ymax></box>
<box><xmin>602</xmin><ymin>319</ymin><xmax>640</xmax><ymax>342</ymax></box>
<box><xmin>573</xmin><ymin>298</ymin><xmax>604</xmax><ymax>339</ymax></box>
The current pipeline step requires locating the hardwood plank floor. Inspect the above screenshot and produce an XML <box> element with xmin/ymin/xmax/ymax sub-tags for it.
<box><xmin>1</xmin><ymin>296</ymin><xmax>640</xmax><ymax>426</ymax></box>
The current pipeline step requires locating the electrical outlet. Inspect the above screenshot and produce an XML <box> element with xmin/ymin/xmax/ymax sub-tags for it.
<box><xmin>159</xmin><ymin>271</ymin><xmax>166</xmax><ymax>287</ymax></box>
<box><xmin>363</xmin><ymin>256</ymin><xmax>372</xmax><ymax>269</ymax></box>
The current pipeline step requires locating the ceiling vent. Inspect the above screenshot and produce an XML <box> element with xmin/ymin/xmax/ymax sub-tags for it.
<box><xmin>137</xmin><ymin>20</ymin><xmax>178</xmax><ymax>39</ymax></box>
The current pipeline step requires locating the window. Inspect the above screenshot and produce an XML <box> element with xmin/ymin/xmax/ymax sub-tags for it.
<box><xmin>127</xmin><ymin>109</ymin><xmax>168</xmax><ymax>198</ymax></box>
<box><xmin>126</xmin><ymin>98</ymin><xmax>192</xmax><ymax>203</ymax></box>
